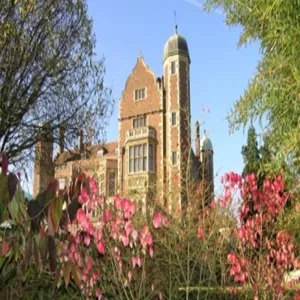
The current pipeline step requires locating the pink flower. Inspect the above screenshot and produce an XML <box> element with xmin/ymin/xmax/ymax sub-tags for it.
<box><xmin>132</xmin><ymin>230</ymin><xmax>138</xmax><ymax>242</ymax></box>
<box><xmin>104</xmin><ymin>210</ymin><xmax>112</xmax><ymax>222</ymax></box>
<box><xmin>1</xmin><ymin>242</ymin><xmax>10</xmax><ymax>256</ymax></box>
<box><xmin>137</xmin><ymin>257</ymin><xmax>142</xmax><ymax>268</ymax></box>
<box><xmin>78</xmin><ymin>188</ymin><xmax>88</xmax><ymax>204</ymax></box>
<box><xmin>149</xmin><ymin>247</ymin><xmax>154</xmax><ymax>258</ymax></box>
<box><xmin>197</xmin><ymin>227</ymin><xmax>204</xmax><ymax>240</ymax></box>
<box><xmin>98</xmin><ymin>196</ymin><xmax>103</xmax><ymax>206</ymax></box>
<box><xmin>121</xmin><ymin>235</ymin><xmax>129</xmax><ymax>247</ymax></box>
<box><xmin>77</xmin><ymin>209</ymin><xmax>86</xmax><ymax>223</ymax></box>
<box><xmin>97</xmin><ymin>241</ymin><xmax>105</xmax><ymax>255</ymax></box>
<box><xmin>96</xmin><ymin>229</ymin><xmax>102</xmax><ymax>241</ymax></box>
<box><xmin>114</xmin><ymin>194</ymin><xmax>121</xmax><ymax>209</ymax></box>
<box><xmin>153</xmin><ymin>212</ymin><xmax>163</xmax><ymax>229</ymax></box>
<box><xmin>159</xmin><ymin>292</ymin><xmax>163</xmax><ymax>300</ymax></box>
<box><xmin>128</xmin><ymin>271</ymin><xmax>132</xmax><ymax>282</ymax></box>
<box><xmin>86</xmin><ymin>257</ymin><xmax>93</xmax><ymax>271</ymax></box>
<box><xmin>84</xmin><ymin>235</ymin><xmax>90</xmax><ymax>246</ymax></box>
<box><xmin>124</xmin><ymin>221</ymin><xmax>132</xmax><ymax>236</ymax></box>
<box><xmin>89</xmin><ymin>178</ymin><xmax>97</xmax><ymax>194</ymax></box>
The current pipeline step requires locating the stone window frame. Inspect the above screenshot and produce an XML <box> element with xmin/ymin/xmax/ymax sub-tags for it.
<box><xmin>134</xmin><ymin>87</ymin><xmax>147</xmax><ymax>101</ymax></box>
<box><xmin>171</xmin><ymin>111</ymin><xmax>177</xmax><ymax>127</ymax></box>
<box><xmin>172</xmin><ymin>151</ymin><xmax>177</xmax><ymax>166</ymax></box>
<box><xmin>108</xmin><ymin>170</ymin><xmax>116</xmax><ymax>197</ymax></box>
<box><xmin>133</xmin><ymin>115</ymin><xmax>147</xmax><ymax>128</ymax></box>
<box><xmin>99</xmin><ymin>173</ymin><xmax>105</xmax><ymax>195</ymax></box>
<box><xmin>128</xmin><ymin>142</ymin><xmax>155</xmax><ymax>174</ymax></box>
<box><xmin>171</xmin><ymin>61</ymin><xmax>176</xmax><ymax>75</ymax></box>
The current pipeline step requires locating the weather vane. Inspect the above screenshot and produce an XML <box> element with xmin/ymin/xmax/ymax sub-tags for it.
<box><xmin>174</xmin><ymin>10</ymin><xmax>178</xmax><ymax>33</ymax></box>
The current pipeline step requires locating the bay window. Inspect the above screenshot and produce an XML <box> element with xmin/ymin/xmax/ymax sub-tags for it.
<box><xmin>128</xmin><ymin>143</ymin><xmax>154</xmax><ymax>173</ymax></box>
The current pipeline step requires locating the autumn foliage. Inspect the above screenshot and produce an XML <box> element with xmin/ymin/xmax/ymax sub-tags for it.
<box><xmin>0</xmin><ymin>152</ymin><xmax>299</xmax><ymax>299</ymax></box>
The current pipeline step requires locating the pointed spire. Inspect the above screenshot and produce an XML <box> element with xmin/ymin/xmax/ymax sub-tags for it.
<box><xmin>174</xmin><ymin>10</ymin><xmax>178</xmax><ymax>34</ymax></box>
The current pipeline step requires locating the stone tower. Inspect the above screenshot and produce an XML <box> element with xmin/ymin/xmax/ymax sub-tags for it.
<box><xmin>163</xmin><ymin>25</ymin><xmax>191</xmax><ymax>209</ymax></box>
<box><xmin>200</xmin><ymin>130</ymin><xmax>214</xmax><ymax>202</ymax></box>
<box><xmin>33</xmin><ymin>126</ymin><xmax>54</xmax><ymax>198</ymax></box>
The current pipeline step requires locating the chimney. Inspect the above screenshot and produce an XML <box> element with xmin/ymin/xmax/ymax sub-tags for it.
<box><xmin>195</xmin><ymin>121</ymin><xmax>200</xmax><ymax>157</ymax></box>
<box><xmin>59</xmin><ymin>125</ymin><xmax>65</xmax><ymax>154</ymax></box>
<box><xmin>78</xmin><ymin>129</ymin><xmax>84</xmax><ymax>154</ymax></box>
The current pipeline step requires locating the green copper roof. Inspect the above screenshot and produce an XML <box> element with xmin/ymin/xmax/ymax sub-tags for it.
<box><xmin>163</xmin><ymin>31</ymin><xmax>190</xmax><ymax>63</ymax></box>
<box><xmin>200</xmin><ymin>132</ymin><xmax>213</xmax><ymax>151</ymax></box>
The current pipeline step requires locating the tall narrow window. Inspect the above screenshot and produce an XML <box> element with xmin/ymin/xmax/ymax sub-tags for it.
<box><xmin>149</xmin><ymin>144</ymin><xmax>154</xmax><ymax>171</ymax></box>
<box><xmin>133</xmin><ymin>116</ymin><xmax>147</xmax><ymax>128</ymax></box>
<box><xmin>143</xmin><ymin>144</ymin><xmax>147</xmax><ymax>171</ymax></box>
<box><xmin>171</xmin><ymin>112</ymin><xmax>177</xmax><ymax>126</ymax></box>
<box><xmin>108</xmin><ymin>171</ymin><xmax>116</xmax><ymax>197</ymax></box>
<box><xmin>171</xmin><ymin>61</ymin><xmax>176</xmax><ymax>75</ymax></box>
<box><xmin>99</xmin><ymin>174</ymin><xmax>104</xmax><ymax>195</ymax></box>
<box><xmin>172</xmin><ymin>151</ymin><xmax>177</xmax><ymax>165</ymax></box>
<box><xmin>129</xmin><ymin>147</ymin><xmax>134</xmax><ymax>173</ymax></box>
<box><xmin>134</xmin><ymin>88</ymin><xmax>146</xmax><ymax>101</ymax></box>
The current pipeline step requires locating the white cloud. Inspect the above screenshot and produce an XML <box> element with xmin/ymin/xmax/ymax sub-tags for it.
<box><xmin>183</xmin><ymin>0</ymin><xmax>224</xmax><ymax>16</ymax></box>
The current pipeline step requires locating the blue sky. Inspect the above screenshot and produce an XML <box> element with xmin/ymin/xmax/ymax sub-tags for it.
<box><xmin>87</xmin><ymin>0</ymin><xmax>261</xmax><ymax>194</ymax></box>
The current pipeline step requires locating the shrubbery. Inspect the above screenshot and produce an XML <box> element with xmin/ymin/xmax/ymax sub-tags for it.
<box><xmin>0</xmin><ymin>153</ymin><xmax>299</xmax><ymax>299</ymax></box>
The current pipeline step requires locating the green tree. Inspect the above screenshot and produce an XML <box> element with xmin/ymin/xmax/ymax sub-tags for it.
<box><xmin>241</xmin><ymin>126</ymin><xmax>260</xmax><ymax>178</ymax></box>
<box><xmin>204</xmin><ymin>0</ymin><xmax>300</xmax><ymax>171</ymax></box>
<box><xmin>0</xmin><ymin>0</ymin><xmax>113</xmax><ymax>165</ymax></box>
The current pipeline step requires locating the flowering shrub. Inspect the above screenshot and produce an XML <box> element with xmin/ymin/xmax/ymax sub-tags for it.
<box><xmin>1</xmin><ymin>149</ymin><xmax>298</xmax><ymax>299</ymax></box>
<box><xmin>221</xmin><ymin>172</ymin><xmax>300</xmax><ymax>298</ymax></box>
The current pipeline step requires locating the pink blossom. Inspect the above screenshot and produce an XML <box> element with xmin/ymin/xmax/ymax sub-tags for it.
<box><xmin>97</xmin><ymin>241</ymin><xmax>105</xmax><ymax>255</ymax></box>
<box><xmin>153</xmin><ymin>212</ymin><xmax>163</xmax><ymax>229</ymax></box>
<box><xmin>128</xmin><ymin>271</ymin><xmax>132</xmax><ymax>282</ymax></box>
<box><xmin>121</xmin><ymin>235</ymin><xmax>129</xmax><ymax>247</ymax></box>
<box><xmin>149</xmin><ymin>247</ymin><xmax>154</xmax><ymax>258</ymax></box>
<box><xmin>89</xmin><ymin>178</ymin><xmax>97</xmax><ymax>194</ymax></box>
<box><xmin>96</xmin><ymin>229</ymin><xmax>102</xmax><ymax>241</ymax></box>
<box><xmin>84</xmin><ymin>235</ymin><xmax>90</xmax><ymax>246</ymax></box>
<box><xmin>131</xmin><ymin>230</ymin><xmax>138</xmax><ymax>242</ymax></box>
<box><xmin>95</xmin><ymin>289</ymin><xmax>102</xmax><ymax>299</ymax></box>
<box><xmin>197</xmin><ymin>227</ymin><xmax>204</xmax><ymax>240</ymax></box>
<box><xmin>114</xmin><ymin>194</ymin><xmax>121</xmax><ymax>209</ymax></box>
<box><xmin>124</xmin><ymin>221</ymin><xmax>132</xmax><ymax>236</ymax></box>
<box><xmin>78</xmin><ymin>188</ymin><xmax>88</xmax><ymax>204</ymax></box>
<box><xmin>86</xmin><ymin>257</ymin><xmax>93</xmax><ymax>271</ymax></box>
<box><xmin>98</xmin><ymin>196</ymin><xmax>103</xmax><ymax>206</ymax></box>
<box><xmin>104</xmin><ymin>210</ymin><xmax>112</xmax><ymax>222</ymax></box>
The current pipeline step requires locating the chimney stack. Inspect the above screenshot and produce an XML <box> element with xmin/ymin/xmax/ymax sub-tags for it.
<box><xmin>59</xmin><ymin>125</ymin><xmax>65</xmax><ymax>154</ymax></box>
<box><xmin>195</xmin><ymin>121</ymin><xmax>200</xmax><ymax>157</ymax></box>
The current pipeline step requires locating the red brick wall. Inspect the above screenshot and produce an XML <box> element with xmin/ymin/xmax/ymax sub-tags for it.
<box><xmin>119</xmin><ymin>57</ymin><xmax>163</xmax><ymax>194</ymax></box>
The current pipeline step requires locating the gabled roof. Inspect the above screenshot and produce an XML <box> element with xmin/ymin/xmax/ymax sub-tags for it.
<box><xmin>54</xmin><ymin>141</ymin><xmax>118</xmax><ymax>166</ymax></box>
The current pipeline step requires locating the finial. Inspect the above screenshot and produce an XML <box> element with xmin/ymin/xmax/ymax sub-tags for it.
<box><xmin>139</xmin><ymin>50</ymin><xmax>143</xmax><ymax>58</ymax></box>
<box><xmin>174</xmin><ymin>10</ymin><xmax>178</xmax><ymax>34</ymax></box>
<box><xmin>204</xmin><ymin>129</ymin><xmax>207</xmax><ymax>136</ymax></box>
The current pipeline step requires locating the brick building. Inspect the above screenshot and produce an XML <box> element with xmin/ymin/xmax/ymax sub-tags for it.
<box><xmin>33</xmin><ymin>27</ymin><xmax>214</xmax><ymax>209</ymax></box>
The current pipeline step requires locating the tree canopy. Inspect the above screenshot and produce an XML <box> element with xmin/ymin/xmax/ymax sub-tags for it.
<box><xmin>204</xmin><ymin>0</ymin><xmax>300</xmax><ymax>168</ymax></box>
<box><xmin>0</xmin><ymin>0</ymin><xmax>113</xmax><ymax>165</ymax></box>
<box><xmin>241</xmin><ymin>126</ymin><xmax>260</xmax><ymax>178</ymax></box>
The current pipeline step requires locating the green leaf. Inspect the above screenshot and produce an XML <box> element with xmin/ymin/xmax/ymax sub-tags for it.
<box><xmin>71</xmin><ymin>263</ymin><xmax>81</xmax><ymax>288</ymax></box>
<box><xmin>35</xmin><ymin>180</ymin><xmax>59</xmax><ymax>213</ymax></box>
<box><xmin>7</xmin><ymin>193</ymin><xmax>19</xmax><ymax>221</ymax></box>
<box><xmin>63</xmin><ymin>261</ymin><xmax>71</xmax><ymax>287</ymax></box>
